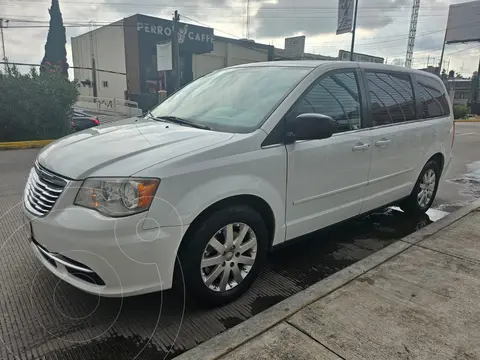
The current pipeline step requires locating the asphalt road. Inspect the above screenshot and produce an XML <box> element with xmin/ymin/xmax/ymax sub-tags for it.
<box><xmin>0</xmin><ymin>125</ymin><xmax>478</xmax><ymax>360</ymax></box>
<box><xmin>433</xmin><ymin>122</ymin><xmax>480</xmax><ymax>212</ymax></box>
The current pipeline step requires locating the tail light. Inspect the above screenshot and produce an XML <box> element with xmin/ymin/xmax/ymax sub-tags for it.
<box><xmin>90</xmin><ymin>117</ymin><xmax>100</xmax><ymax>125</ymax></box>
<box><xmin>451</xmin><ymin>121</ymin><xmax>455</xmax><ymax>148</ymax></box>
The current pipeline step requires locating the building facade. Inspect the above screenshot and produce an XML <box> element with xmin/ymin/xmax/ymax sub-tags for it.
<box><xmin>71</xmin><ymin>14</ymin><xmax>274</xmax><ymax>109</ymax></box>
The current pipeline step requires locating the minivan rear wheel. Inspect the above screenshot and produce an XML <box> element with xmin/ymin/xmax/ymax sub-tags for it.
<box><xmin>178</xmin><ymin>205</ymin><xmax>268</xmax><ymax>307</ymax></box>
<box><xmin>401</xmin><ymin>160</ymin><xmax>440</xmax><ymax>215</ymax></box>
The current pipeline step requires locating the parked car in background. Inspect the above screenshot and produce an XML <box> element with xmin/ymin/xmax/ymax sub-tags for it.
<box><xmin>71</xmin><ymin>109</ymin><xmax>100</xmax><ymax>131</ymax></box>
<box><xmin>24</xmin><ymin>61</ymin><xmax>453</xmax><ymax>307</ymax></box>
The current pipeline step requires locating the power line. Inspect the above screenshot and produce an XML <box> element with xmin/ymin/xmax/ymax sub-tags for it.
<box><xmin>3</xmin><ymin>7</ymin><xmax>480</xmax><ymax>65</ymax></box>
<box><xmin>0</xmin><ymin>11</ymin><xmax>451</xmax><ymax>20</ymax></box>
<box><xmin>181</xmin><ymin>14</ymin><xmax>240</xmax><ymax>39</ymax></box>
<box><xmin>0</xmin><ymin>0</ymin><xmax>452</xmax><ymax>10</ymax></box>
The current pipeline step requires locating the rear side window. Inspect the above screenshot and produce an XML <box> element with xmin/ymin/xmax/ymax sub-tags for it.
<box><xmin>416</xmin><ymin>75</ymin><xmax>450</xmax><ymax>118</ymax></box>
<box><xmin>366</xmin><ymin>72</ymin><xmax>416</xmax><ymax>126</ymax></box>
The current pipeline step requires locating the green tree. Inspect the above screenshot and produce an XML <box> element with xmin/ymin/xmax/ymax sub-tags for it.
<box><xmin>0</xmin><ymin>63</ymin><xmax>78</xmax><ymax>141</ymax></box>
<box><xmin>41</xmin><ymin>0</ymin><xmax>69</xmax><ymax>76</ymax></box>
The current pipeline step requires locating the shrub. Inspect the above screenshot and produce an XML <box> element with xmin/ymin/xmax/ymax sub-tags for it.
<box><xmin>453</xmin><ymin>104</ymin><xmax>469</xmax><ymax>120</ymax></box>
<box><xmin>0</xmin><ymin>65</ymin><xmax>78</xmax><ymax>142</ymax></box>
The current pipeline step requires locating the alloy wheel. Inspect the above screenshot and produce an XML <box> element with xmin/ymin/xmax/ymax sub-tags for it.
<box><xmin>417</xmin><ymin>169</ymin><xmax>436</xmax><ymax>208</ymax></box>
<box><xmin>200</xmin><ymin>223</ymin><xmax>257</xmax><ymax>292</ymax></box>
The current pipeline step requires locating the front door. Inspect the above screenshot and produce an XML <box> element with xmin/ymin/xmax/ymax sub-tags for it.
<box><xmin>285</xmin><ymin>70</ymin><xmax>372</xmax><ymax>240</ymax></box>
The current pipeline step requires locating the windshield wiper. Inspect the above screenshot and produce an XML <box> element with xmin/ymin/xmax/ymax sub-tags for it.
<box><xmin>145</xmin><ymin>110</ymin><xmax>165</xmax><ymax>122</ymax></box>
<box><xmin>156</xmin><ymin>116</ymin><xmax>211</xmax><ymax>130</ymax></box>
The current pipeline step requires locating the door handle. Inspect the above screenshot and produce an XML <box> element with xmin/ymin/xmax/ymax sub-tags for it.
<box><xmin>375</xmin><ymin>139</ymin><xmax>391</xmax><ymax>147</ymax></box>
<box><xmin>352</xmin><ymin>142</ymin><xmax>370</xmax><ymax>151</ymax></box>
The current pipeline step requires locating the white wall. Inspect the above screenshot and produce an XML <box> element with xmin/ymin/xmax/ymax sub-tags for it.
<box><xmin>192</xmin><ymin>40</ymin><xmax>269</xmax><ymax>79</ymax></box>
<box><xmin>71</xmin><ymin>21</ymin><xmax>127</xmax><ymax>99</ymax></box>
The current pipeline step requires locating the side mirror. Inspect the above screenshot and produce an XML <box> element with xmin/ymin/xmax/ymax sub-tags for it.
<box><xmin>287</xmin><ymin>113</ymin><xmax>334</xmax><ymax>142</ymax></box>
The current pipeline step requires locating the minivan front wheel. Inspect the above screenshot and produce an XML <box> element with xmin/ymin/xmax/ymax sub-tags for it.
<box><xmin>178</xmin><ymin>205</ymin><xmax>268</xmax><ymax>307</ymax></box>
<box><xmin>401</xmin><ymin>160</ymin><xmax>440</xmax><ymax>215</ymax></box>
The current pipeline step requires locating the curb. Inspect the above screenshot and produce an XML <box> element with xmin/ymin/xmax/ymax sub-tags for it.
<box><xmin>0</xmin><ymin>140</ymin><xmax>54</xmax><ymax>150</ymax></box>
<box><xmin>173</xmin><ymin>199</ymin><xmax>480</xmax><ymax>360</ymax></box>
<box><xmin>454</xmin><ymin>118</ymin><xmax>480</xmax><ymax>123</ymax></box>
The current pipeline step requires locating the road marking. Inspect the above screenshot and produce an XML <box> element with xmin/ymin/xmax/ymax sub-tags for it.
<box><xmin>456</xmin><ymin>132</ymin><xmax>476</xmax><ymax>136</ymax></box>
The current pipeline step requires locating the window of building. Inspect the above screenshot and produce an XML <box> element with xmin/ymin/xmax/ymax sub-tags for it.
<box><xmin>366</xmin><ymin>72</ymin><xmax>416</xmax><ymax>126</ymax></box>
<box><xmin>102</xmin><ymin>81</ymin><xmax>109</xmax><ymax>88</ymax></box>
<box><xmin>416</xmin><ymin>75</ymin><xmax>450</xmax><ymax>118</ymax></box>
<box><xmin>290</xmin><ymin>71</ymin><xmax>362</xmax><ymax>133</ymax></box>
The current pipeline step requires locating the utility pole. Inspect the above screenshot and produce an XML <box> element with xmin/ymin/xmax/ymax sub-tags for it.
<box><xmin>91</xmin><ymin>57</ymin><xmax>97</xmax><ymax>97</ymax></box>
<box><xmin>0</xmin><ymin>19</ymin><xmax>9</xmax><ymax>71</ymax></box>
<box><xmin>349</xmin><ymin>0</ymin><xmax>359</xmax><ymax>61</ymax></box>
<box><xmin>89</xmin><ymin>27</ymin><xmax>97</xmax><ymax>97</ymax></box>
<box><xmin>246</xmin><ymin>0</ymin><xmax>251</xmax><ymax>39</ymax></box>
<box><xmin>172</xmin><ymin>10</ymin><xmax>181</xmax><ymax>91</ymax></box>
<box><xmin>405</xmin><ymin>0</ymin><xmax>420</xmax><ymax>68</ymax></box>
<box><xmin>437</xmin><ymin>27</ymin><xmax>448</xmax><ymax>76</ymax></box>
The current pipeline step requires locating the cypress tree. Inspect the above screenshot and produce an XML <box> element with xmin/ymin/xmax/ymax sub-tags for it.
<box><xmin>41</xmin><ymin>0</ymin><xmax>69</xmax><ymax>76</ymax></box>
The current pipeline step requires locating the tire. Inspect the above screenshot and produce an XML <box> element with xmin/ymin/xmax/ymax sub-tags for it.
<box><xmin>178</xmin><ymin>205</ymin><xmax>268</xmax><ymax>307</ymax></box>
<box><xmin>401</xmin><ymin>160</ymin><xmax>441</xmax><ymax>215</ymax></box>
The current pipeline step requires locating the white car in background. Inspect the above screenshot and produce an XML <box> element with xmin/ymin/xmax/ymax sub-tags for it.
<box><xmin>23</xmin><ymin>61</ymin><xmax>453</xmax><ymax>306</ymax></box>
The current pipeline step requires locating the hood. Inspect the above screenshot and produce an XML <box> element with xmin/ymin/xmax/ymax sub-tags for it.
<box><xmin>38</xmin><ymin>117</ymin><xmax>234</xmax><ymax>179</ymax></box>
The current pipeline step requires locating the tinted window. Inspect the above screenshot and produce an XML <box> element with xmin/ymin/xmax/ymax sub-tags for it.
<box><xmin>291</xmin><ymin>71</ymin><xmax>362</xmax><ymax>133</ymax></box>
<box><xmin>416</xmin><ymin>75</ymin><xmax>450</xmax><ymax>118</ymax></box>
<box><xmin>366</xmin><ymin>72</ymin><xmax>416</xmax><ymax>126</ymax></box>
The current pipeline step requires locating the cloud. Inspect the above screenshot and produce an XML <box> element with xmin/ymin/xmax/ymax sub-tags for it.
<box><xmin>253</xmin><ymin>0</ymin><xmax>412</xmax><ymax>38</ymax></box>
<box><xmin>1</xmin><ymin>0</ymin><xmax>479</xmax><ymax>76</ymax></box>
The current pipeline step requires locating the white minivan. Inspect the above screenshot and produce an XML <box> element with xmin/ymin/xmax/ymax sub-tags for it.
<box><xmin>23</xmin><ymin>61</ymin><xmax>453</xmax><ymax>305</ymax></box>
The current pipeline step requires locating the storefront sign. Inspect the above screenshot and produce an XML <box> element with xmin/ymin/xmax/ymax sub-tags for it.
<box><xmin>136</xmin><ymin>15</ymin><xmax>214</xmax><ymax>53</ymax></box>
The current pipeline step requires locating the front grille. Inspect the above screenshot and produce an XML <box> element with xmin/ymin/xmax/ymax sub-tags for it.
<box><xmin>24</xmin><ymin>162</ymin><xmax>68</xmax><ymax>217</ymax></box>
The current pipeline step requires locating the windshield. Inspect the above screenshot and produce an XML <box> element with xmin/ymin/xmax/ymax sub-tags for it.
<box><xmin>149</xmin><ymin>66</ymin><xmax>312</xmax><ymax>133</ymax></box>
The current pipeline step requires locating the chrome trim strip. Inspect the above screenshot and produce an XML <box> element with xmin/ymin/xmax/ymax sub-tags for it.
<box><xmin>24</xmin><ymin>163</ymin><xmax>69</xmax><ymax>217</ymax></box>
<box><xmin>24</xmin><ymin>193</ymin><xmax>44</xmax><ymax>217</ymax></box>
<box><xmin>32</xmin><ymin>171</ymin><xmax>64</xmax><ymax>193</ymax></box>
<box><xmin>30</xmin><ymin>182</ymin><xmax>58</xmax><ymax>200</ymax></box>
<box><xmin>27</xmin><ymin>194</ymin><xmax>47</xmax><ymax>213</ymax></box>
<box><xmin>35</xmin><ymin>161</ymin><xmax>69</xmax><ymax>185</ymax></box>
<box><xmin>35</xmin><ymin>245</ymin><xmax>94</xmax><ymax>273</ymax></box>
<box><xmin>27</xmin><ymin>185</ymin><xmax>56</xmax><ymax>204</ymax></box>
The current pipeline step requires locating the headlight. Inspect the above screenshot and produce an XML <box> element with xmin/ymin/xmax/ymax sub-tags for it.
<box><xmin>74</xmin><ymin>178</ymin><xmax>160</xmax><ymax>217</ymax></box>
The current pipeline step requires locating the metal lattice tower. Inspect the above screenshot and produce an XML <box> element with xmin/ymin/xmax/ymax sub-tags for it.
<box><xmin>405</xmin><ymin>0</ymin><xmax>421</xmax><ymax>68</ymax></box>
<box><xmin>246</xmin><ymin>0</ymin><xmax>251</xmax><ymax>39</ymax></box>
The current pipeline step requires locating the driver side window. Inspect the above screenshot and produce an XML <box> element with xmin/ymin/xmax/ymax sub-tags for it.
<box><xmin>289</xmin><ymin>71</ymin><xmax>362</xmax><ymax>134</ymax></box>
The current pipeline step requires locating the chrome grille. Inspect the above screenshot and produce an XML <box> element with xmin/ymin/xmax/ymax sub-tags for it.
<box><xmin>24</xmin><ymin>162</ymin><xmax>68</xmax><ymax>217</ymax></box>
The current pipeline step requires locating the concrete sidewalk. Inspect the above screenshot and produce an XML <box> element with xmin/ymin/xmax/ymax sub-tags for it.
<box><xmin>176</xmin><ymin>200</ymin><xmax>480</xmax><ymax>360</ymax></box>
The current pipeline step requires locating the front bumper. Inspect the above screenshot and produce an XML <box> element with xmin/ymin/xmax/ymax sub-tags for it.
<box><xmin>23</xmin><ymin>184</ymin><xmax>187</xmax><ymax>297</ymax></box>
